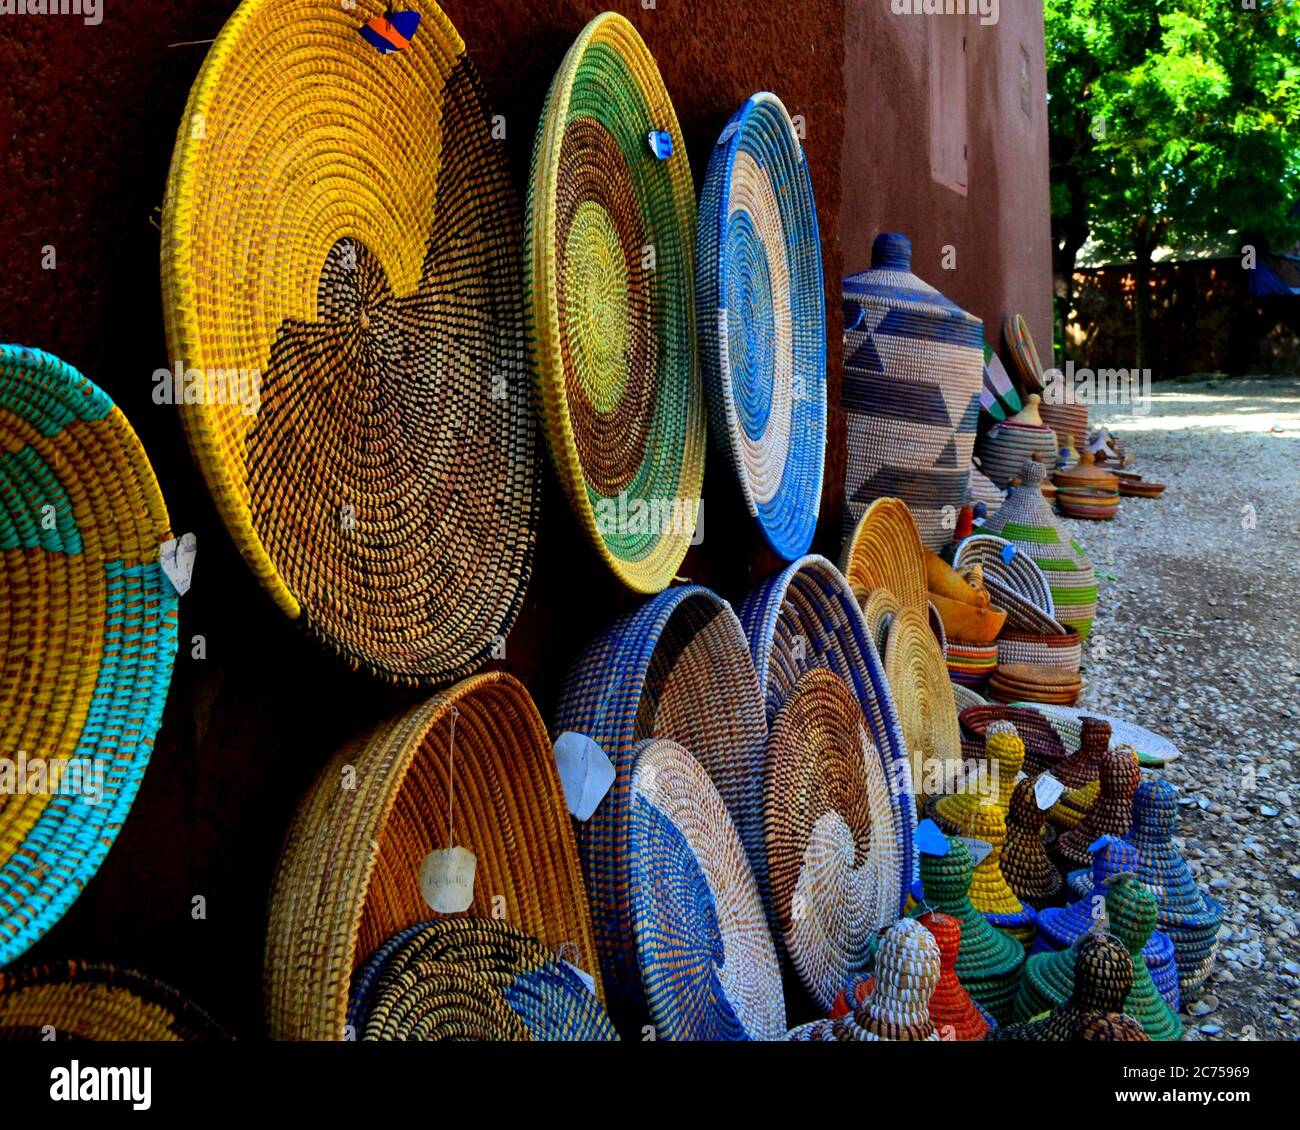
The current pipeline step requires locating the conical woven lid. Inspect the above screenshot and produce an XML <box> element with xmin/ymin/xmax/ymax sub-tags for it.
<box><xmin>917</xmin><ymin>911</ymin><xmax>989</xmax><ymax>1040</ymax></box>
<box><xmin>1124</xmin><ymin>779</ymin><xmax>1222</xmax><ymax>926</ymax></box>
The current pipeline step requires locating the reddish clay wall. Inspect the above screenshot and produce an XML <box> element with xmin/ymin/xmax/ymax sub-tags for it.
<box><xmin>842</xmin><ymin>0</ymin><xmax>1054</xmax><ymax>366</ymax></box>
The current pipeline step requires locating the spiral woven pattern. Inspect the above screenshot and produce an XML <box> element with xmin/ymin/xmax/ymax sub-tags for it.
<box><xmin>839</xmin><ymin>498</ymin><xmax>929</xmax><ymax>620</ymax></box>
<box><xmin>883</xmin><ymin>608</ymin><xmax>961</xmax><ymax>801</ymax></box>
<box><xmin>162</xmin><ymin>0</ymin><xmax>537</xmax><ymax>683</ymax></box>
<box><xmin>764</xmin><ymin>670</ymin><xmax>904</xmax><ymax>1010</ymax></box>
<box><xmin>348</xmin><ymin>918</ymin><xmax>617</xmax><ymax>1042</ymax></box>
<box><xmin>697</xmin><ymin>93</ymin><xmax>825</xmax><ymax>560</ymax></box>
<box><xmin>739</xmin><ymin>555</ymin><xmax>916</xmax><ymax>887</ymax></box>
<box><xmin>526</xmin><ymin>12</ymin><xmax>702</xmax><ymax>592</ymax></box>
<box><xmin>266</xmin><ymin>672</ymin><xmax>598</xmax><ymax>1040</ymax></box>
<box><xmin>0</xmin><ymin>345</ymin><xmax>179</xmax><ymax>967</ymax></box>
<box><xmin>0</xmin><ymin>962</ymin><xmax>228</xmax><ymax>1041</ymax></box>
<box><xmin>555</xmin><ymin>586</ymin><xmax>767</xmax><ymax>1027</ymax></box>
<box><xmin>628</xmin><ymin>739</ymin><xmax>785</xmax><ymax>1041</ymax></box>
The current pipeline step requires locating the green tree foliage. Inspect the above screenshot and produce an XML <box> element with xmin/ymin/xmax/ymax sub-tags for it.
<box><xmin>1047</xmin><ymin>0</ymin><xmax>1300</xmax><ymax>365</ymax></box>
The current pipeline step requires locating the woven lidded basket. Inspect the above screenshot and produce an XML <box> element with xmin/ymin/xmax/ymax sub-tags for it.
<box><xmin>842</xmin><ymin>233</ymin><xmax>983</xmax><ymax>551</ymax></box>
<box><xmin>739</xmin><ymin>555</ymin><xmax>916</xmax><ymax>871</ymax></box>
<box><xmin>266</xmin><ymin>672</ymin><xmax>597</xmax><ymax>1040</ymax></box>
<box><xmin>161</xmin><ymin>0</ymin><xmax>538</xmax><ymax>685</ymax></box>
<box><xmin>1</xmin><ymin>345</ymin><xmax>180</xmax><ymax>967</ymax></box>
<box><xmin>628</xmin><ymin>738</ymin><xmax>786</xmax><ymax>1040</ymax></box>
<box><xmin>764</xmin><ymin>669</ymin><xmax>906</xmax><ymax>1010</ymax></box>
<box><xmin>697</xmin><ymin>92</ymin><xmax>825</xmax><ymax>561</ymax></box>
<box><xmin>526</xmin><ymin>12</ymin><xmax>702</xmax><ymax>593</ymax></box>
<box><xmin>348</xmin><ymin>917</ymin><xmax>618</xmax><ymax>1041</ymax></box>
<box><xmin>0</xmin><ymin>962</ymin><xmax>229</xmax><ymax>1041</ymax></box>
<box><xmin>555</xmin><ymin>586</ymin><xmax>767</xmax><ymax>1028</ymax></box>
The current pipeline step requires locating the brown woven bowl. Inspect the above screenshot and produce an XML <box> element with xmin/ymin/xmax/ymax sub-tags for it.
<box><xmin>266</xmin><ymin>672</ymin><xmax>598</xmax><ymax>1040</ymax></box>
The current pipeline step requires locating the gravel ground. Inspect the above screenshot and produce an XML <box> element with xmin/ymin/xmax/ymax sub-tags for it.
<box><xmin>1068</xmin><ymin>376</ymin><xmax>1300</xmax><ymax>1041</ymax></box>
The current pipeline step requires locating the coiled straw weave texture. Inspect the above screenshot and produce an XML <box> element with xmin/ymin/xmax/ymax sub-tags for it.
<box><xmin>266</xmin><ymin>672</ymin><xmax>597</xmax><ymax>1040</ymax></box>
<box><xmin>526</xmin><ymin>12</ymin><xmax>702</xmax><ymax>593</ymax></box>
<box><xmin>1</xmin><ymin>345</ymin><xmax>179</xmax><ymax>967</ymax></box>
<box><xmin>162</xmin><ymin>0</ymin><xmax>538</xmax><ymax>684</ymax></box>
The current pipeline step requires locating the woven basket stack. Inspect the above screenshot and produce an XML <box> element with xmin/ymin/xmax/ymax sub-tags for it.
<box><xmin>266</xmin><ymin>673</ymin><xmax>598</xmax><ymax>1040</ymax></box>
<box><xmin>1039</xmin><ymin>836</ymin><xmax>1182</xmax><ymax>1011</ymax></box>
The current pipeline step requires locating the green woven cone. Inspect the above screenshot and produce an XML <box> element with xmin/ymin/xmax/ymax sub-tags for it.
<box><xmin>1014</xmin><ymin>876</ymin><xmax>1182</xmax><ymax>1040</ymax></box>
<box><xmin>983</xmin><ymin>460</ymin><xmax>1097</xmax><ymax>639</ymax></box>
<box><xmin>911</xmin><ymin>836</ymin><xmax>1025</xmax><ymax>1023</ymax></box>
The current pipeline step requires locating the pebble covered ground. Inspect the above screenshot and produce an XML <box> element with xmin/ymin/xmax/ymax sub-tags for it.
<box><xmin>1068</xmin><ymin>376</ymin><xmax>1300</xmax><ymax>1041</ymax></box>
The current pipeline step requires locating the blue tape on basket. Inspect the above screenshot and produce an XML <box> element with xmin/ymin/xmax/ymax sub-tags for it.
<box><xmin>647</xmin><ymin>130</ymin><xmax>673</xmax><ymax>159</ymax></box>
<box><xmin>1000</xmin><ymin>543</ymin><xmax>1018</xmax><ymax>564</ymax></box>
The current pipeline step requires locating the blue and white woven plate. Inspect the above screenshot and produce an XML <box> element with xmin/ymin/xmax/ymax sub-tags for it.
<box><xmin>696</xmin><ymin>93</ymin><xmax>826</xmax><ymax>560</ymax></box>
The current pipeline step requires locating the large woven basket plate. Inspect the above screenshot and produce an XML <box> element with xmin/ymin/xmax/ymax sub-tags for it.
<box><xmin>882</xmin><ymin>607</ymin><xmax>961</xmax><ymax>801</ymax></box>
<box><xmin>839</xmin><ymin>497</ymin><xmax>929</xmax><ymax>620</ymax></box>
<box><xmin>739</xmin><ymin>555</ymin><xmax>916</xmax><ymax>893</ymax></box>
<box><xmin>697</xmin><ymin>92</ymin><xmax>825</xmax><ymax>560</ymax></box>
<box><xmin>765</xmin><ymin>670</ymin><xmax>904</xmax><ymax>1010</ymax></box>
<box><xmin>628</xmin><ymin>739</ymin><xmax>785</xmax><ymax>1040</ymax></box>
<box><xmin>555</xmin><ymin>586</ymin><xmax>767</xmax><ymax>1029</ymax></box>
<box><xmin>526</xmin><ymin>12</ymin><xmax>703</xmax><ymax>593</ymax></box>
<box><xmin>0</xmin><ymin>962</ymin><xmax>229</xmax><ymax>1041</ymax></box>
<box><xmin>266</xmin><ymin>672</ymin><xmax>599</xmax><ymax>1039</ymax></box>
<box><xmin>0</xmin><ymin>345</ymin><xmax>179</xmax><ymax>967</ymax></box>
<box><xmin>162</xmin><ymin>0</ymin><xmax>538</xmax><ymax>684</ymax></box>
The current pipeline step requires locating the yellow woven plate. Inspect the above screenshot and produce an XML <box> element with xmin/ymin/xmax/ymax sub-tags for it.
<box><xmin>162</xmin><ymin>0</ymin><xmax>538</xmax><ymax>684</ymax></box>
<box><xmin>525</xmin><ymin>12</ymin><xmax>703</xmax><ymax>593</ymax></box>
<box><xmin>882</xmin><ymin>607</ymin><xmax>961</xmax><ymax>800</ymax></box>
<box><xmin>840</xmin><ymin>497</ymin><xmax>929</xmax><ymax>620</ymax></box>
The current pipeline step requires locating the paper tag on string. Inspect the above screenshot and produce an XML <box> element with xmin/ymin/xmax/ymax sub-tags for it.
<box><xmin>554</xmin><ymin>732</ymin><xmax>615</xmax><ymax>821</ymax></box>
<box><xmin>1034</xmin><ymin>773</ymin><xmax>1065</xmax><ymax>810</ymax></box>
<box><xmin>959</xmin><ymin>837</ymin><xmax>994</xmax><ymax>867</ymax></box>
<box><xmin>419</xmin><ymin>846</ymin><xmax>476</xmax><ymax>913</ymax></box>
<box><xmin>160</xmin><ymin>533</ymin><xmax>197</xmax><ymax>596</ymax></box>
<box><xmin>717</xmin><ymin>120</ymin><xmax>741</xmax><ymax>146</ymax></box>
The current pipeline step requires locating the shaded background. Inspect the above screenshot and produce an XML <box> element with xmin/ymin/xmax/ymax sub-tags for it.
<box><xmin>0</xmin><ymin>0</ymin><xmax>1050</xmax><ymax>1036</ymax></box>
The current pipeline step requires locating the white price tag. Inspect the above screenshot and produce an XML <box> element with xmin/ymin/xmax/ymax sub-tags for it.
<box><xmin>554</xmin><ymin>732</ymin><xmax>615</xmax><ymax>822</ymax></box>
<box><xmin>1034</xmin><ymin>773</ymin><xmax>1066</xmax><ymax>810</ymax></box>
<box><xmin>563</xmin><ymin>961</ymin><xmax>597</xmax><ymax>996</ymax></box>
<box><xmin>419</xmin><ymin>846</ymin><xmax>476</xmax><ymax>913</ymax></box>
<box><xmin>959</xmin><ymin>837</ymin><xmax>994</xmax><ymax>867</ymax></box>
<box><xmin>160</xmin><ymin>533</ymin><xmax>197</xmax><ymax>596</ymax></box>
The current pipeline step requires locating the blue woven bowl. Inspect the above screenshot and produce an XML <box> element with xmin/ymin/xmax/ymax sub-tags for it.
<box><xmin>555</xmin><ymin>586</ymin><xmax>768</xmax><ymax>1029</ymax></box>
<box><xmin>696</xmin><ymin>93</ymin><xmax>826</xmax><ymax>560</ymax></box>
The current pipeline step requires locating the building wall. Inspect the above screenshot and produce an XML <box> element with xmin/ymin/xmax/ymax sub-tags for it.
<box><xmin>842</xmin><ymin>0</ymin><xmax>1054</xmax><ymax>366</ymax></box>
<box><xmin>0</xmin><ymin>0</ymin><xmax>1051</xmax><ymax>1036</ymax></box>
